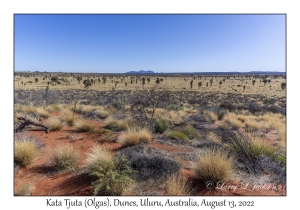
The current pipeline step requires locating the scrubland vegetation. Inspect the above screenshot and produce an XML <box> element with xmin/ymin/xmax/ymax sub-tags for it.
<box><xmin>14</xmin><ymin>72</ymin><xmax>286</xmax><ymax>196</ymax></box>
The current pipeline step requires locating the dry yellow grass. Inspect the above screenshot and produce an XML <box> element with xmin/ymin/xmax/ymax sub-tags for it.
<box><xmin>165</xmin><ymin>174</ymin><xmax>191</xmax><ymax>196</ymax></box>
<box><xmin>95</xmin><ymin>109</ymin><xmax>110</xmax><ymax>119</ymax></box>
<box><xmin>104</xmin><ymin>117</ymin><xmax>132</xmax><ymax>131</ymax></box>
<box><xmin>192</xmin><ymin>148</ymin><xmax>235</xmax><ymax>183</ymax></box>
<box><xmin>22</xmin><ymin>105</ymin><xmax>36</xmax><ymax>115</ymax></box>
<box><xmin>73</xmin><ymin>119</ymin><xmax>95</xmax><ymax>132</ymax></box>
<box><xmin>35</xmin><ymin>107</ymin><xmax>50</xmax><ymax>118</ymax></box>
<box><xmin>222</xmin><ymin>112</ymin><xmax>243</xmax><ymax>128</ymax></box>
<box><xmin>207</xmin><ymin>111</ymin><xmax>218</xmax><ymax>122</ymax></box>
<box><xmin>14</xmin><ymin>183</ymin><xmax>34</xmax><ymax>196</ymax></box>
<box><xmin>61</xmin><ymin>109</ymin><xmax>77</xmax><ymax>125</ymax></box>
<box><xmin>49</xmin><ymin>144</ymin><xmax>80</xmax><ymax>171</ymax></box>
<box><xmin>85</xmin><ymin>145</ymin><xmax>114</xmax><ymax>172</ymax></box>
<box><xmin>207</xmin><ymin>131</ymin><xmax>222</xmax><ymax>144</ymax></box>
<box><xmin>14</xmin><ymin>74</ymin><xmax>286</xmax><ymax>98</ymax></box>
<box><xmin>162</xmin><ymin>110</ymin><xmax>186</xmax><ymax>125</ymax></box>
<box><xmin>45</xmin><ymin>117</ymin><xmax>65</xmax><ymax>131</ymax></box>
<box><xmin>118</xmin><ymin>127</ymin><xmax>152</xmax><ymax>146</ymax></box>
<box><xmin>14</xmin><ymin>140</ymin><xmax>39</xmax><ymax>167</ymax></box>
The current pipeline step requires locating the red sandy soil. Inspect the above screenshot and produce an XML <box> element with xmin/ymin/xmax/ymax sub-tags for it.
<box><xmin>14</xmin><ymin>116</ymin><xmax>286</xmax><ymax>196</ymax></box>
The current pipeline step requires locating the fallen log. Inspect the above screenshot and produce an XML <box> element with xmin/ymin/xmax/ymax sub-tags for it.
<box><xmin>14</xmin><ymin>117</ymin><xmax>49</xmax><ymax>133</ymax></box>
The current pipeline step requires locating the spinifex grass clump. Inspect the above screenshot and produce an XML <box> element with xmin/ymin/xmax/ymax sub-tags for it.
<box><xmin>14</xmin><ymin>140</ymin><xmax>40</xmax><ymax>167</ymax></box>
<box><xmin>61</xmin><ymin>109</ymin><xmax>77</xmax><ymax>126</ymax></box>
<box><xmin>45</xmin><ymin>117</ymin><xmax>65</xmax><ymax>131</ymax></box>
<box><xmin>49</xmin><ymin>144</ymin><xmax>79</xmax><ymax>172</ymax></box>
<box><xmin>118</xmin><ymin>127</ymin><xmax>152</xmax><ymax>146</ymax></box>
<box><xmin>192</xmin><ymin>147</ymin><xmax>235</xmax><ymax>183</ymax></box>
<box><xmin>85</xmin><ymin>145</ymin><xmax>135</xmax><ymax>196</ymax></box>
<box><xmin>165</xmin><ymin>173</ymin><xmax>191</xmax><ymax>196</ymax></box>
<box><xmin>73</xmin><ymin>119</ymin><xmax>95</xmax><ymax>132</ymax></box>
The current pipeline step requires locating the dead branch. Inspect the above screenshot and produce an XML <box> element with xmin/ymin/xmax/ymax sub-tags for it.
<box><xmin>14</xmin><ymin>117</ymin><xmax>49</xmax><ymax>133</ymax></box>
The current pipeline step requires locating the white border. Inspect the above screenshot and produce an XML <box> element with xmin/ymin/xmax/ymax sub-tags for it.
<box><xmin>2</xmin><ymin>0</ymin><xmax>298</xmax><ymax>209</ymax></box>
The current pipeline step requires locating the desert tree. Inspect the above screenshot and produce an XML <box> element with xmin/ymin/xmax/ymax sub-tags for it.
<box><xmin>262</xmin><ymin>78</ymin><xmax>268</xmax><ymax>86</ymax></box>
<box><xmin>83</xmin><ymin>79</ymin><xmax>92</xmax><ymax>88</ymax></box>
<box><xmin>198</xmin><ymin>81</ymin><xmax>202</xmax><ymax>89</ymax></box>
<box><xmin>147</xmin><ymin>78</ymin><xmax>150</xmax><ymax>84</ymax></box>
<box><xmin>102</xmin><ymin>77</ymin><xmax>107</xmax><ymax>84</ymax></box>
<box><xmin>76</xmin><ymin>76</ymin><xmax>82</xmax><ymax>84</ymax></box>
<box><xmin>252</xmin><ymin>80</ymin><xmax>256</xmax><ymax>86</ymax></box>
<box><xmin>281</xmin><ymin>82</ymin><xmax>286</xmax><ymax>91</ymax></box>
<box><xmin>35</xmin><ymin>78</ymin><xmax>38</xmax><ymax>83</ymax></box>
<box><xmin>156</xmin><ymin>78</ymin><xmax>160</xmax><ymax>84</ymax></box>
<box><xmin>210</xmin><ymin>78</ymin><xmax>213</xmax><ymax>86</ymax></box>
<box><xmin>142</xmin><ymin>77</ymin><xmax>146</xmax><ymax>86</ymax></box>
<box><xmin>190</xmin><ymin>80</ymin><xmax>193</xmax><ymax>89</ymax></box>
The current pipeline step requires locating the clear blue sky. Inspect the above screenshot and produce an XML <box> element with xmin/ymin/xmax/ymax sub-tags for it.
<box><xmin>14</xmin><ymin>14</ymin><xmax>285</xmax><ymax>73</ymax></box>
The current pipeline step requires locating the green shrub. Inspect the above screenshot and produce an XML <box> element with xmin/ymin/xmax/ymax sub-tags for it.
<box><xmin>89</xmin><ymin>155</ymin><xmax>135</xmax><ymax>196</ymax></box>
<box><xmin>251</xmin><ymin>139</ymin><xmax>286</xmax><ymax>168</ymax></box>
<box><xmin>150</xmin><ymin>117</ymin><xmax>169</xmax><ymax>133</ymax></box>
<box><xmin>183</xmin><ymin>125</ymin><xmax>200</xmax><ymax>139</ymax></box>
<box><xmin>112</xmin><ymin>100</ymin><xmax>125</xmax><ymax>110</ymax></box>
<box><xmin>167</xmin><ymin>130</ymin><xmax>189</xmax><ymax>141</ymax></box>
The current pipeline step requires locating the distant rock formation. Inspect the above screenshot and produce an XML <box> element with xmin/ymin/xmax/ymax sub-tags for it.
<box><xmin>126</xmin><ymin>70</ymin><xmax>154</xmax><ymax>74</ymax></box>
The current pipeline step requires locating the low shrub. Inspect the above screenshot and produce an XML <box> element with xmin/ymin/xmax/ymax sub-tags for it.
<box><xmin>183</xmin><ymin>124</ymin><xmax>200</xmax><ymax>139</ymax></box>
<box><xmin>85</xmin><ymin>145</ymin><xmax>135</xmax><ymax>196</ymax></box>
<box><xmin>117</xmin><ymin>145</ymin><xmax>181</xmax><ymax>181</ymax></box>
<box><xmin>251</xmin><ymin>139</ymin><xmax>286</xmax><ymax>168</ymax></box>
<box><xmin>150</xmin><ymin>117</ymin><xmax>169</xmax><ymax>133</ymax></box>
<box><xmin>49</xmin><ymin>144</ymin><xmax>79</xmax><ymax>172</ymax></box>
<box><xmin>112</xmin><ymin>100</ymin><xmax>125</xmax><ymax>110</ymax></box>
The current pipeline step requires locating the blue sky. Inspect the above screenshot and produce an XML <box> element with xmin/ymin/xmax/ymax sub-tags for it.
<box><xmin>14</xmin><ymin>14</ymin><xmax>285</xmax><ymax>73</ymax></box>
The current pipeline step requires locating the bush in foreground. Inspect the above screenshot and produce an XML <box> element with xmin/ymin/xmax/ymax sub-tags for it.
<box><xmin>191</xmin><ymin>147</ymin><xmax>235</xmax><ymax>183</ymax></box>
<box><xmin>117</xmin><ymin>144</ymin><xmax>181</xmax><ymax>181</ymax></box>
<box><xmin>49</xmin><ymin>144</ymin><xmax>79</xmax><ymax>172</ymax></box>
<box><xmin>85</xmin><ymin>145</ymin><xmax>135</xmax><ymax>195</ymax></box>
<box><xmin>165</xmin><ymin>173</ymin><xmax>191</xmax><ymax>196</ymax></box>
<box><xmin>14</xmin><ymin>140</ymin><xmax>40</xmax><ymax>167</ymax></box>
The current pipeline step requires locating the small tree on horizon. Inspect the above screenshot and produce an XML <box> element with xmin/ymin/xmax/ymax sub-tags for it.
<box><xmin>198</xmin><ymin>81</ymin><xmax>202</xmax><ymax>89</ymax></box>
